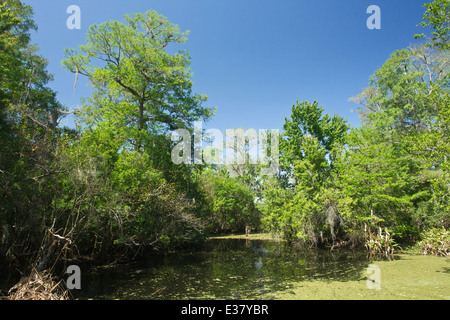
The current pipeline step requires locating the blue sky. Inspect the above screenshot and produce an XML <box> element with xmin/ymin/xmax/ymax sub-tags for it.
<box><xmin>22</xmin><ymin>0</ymin><xmax>430</xmax><ymax>133</ymax></box>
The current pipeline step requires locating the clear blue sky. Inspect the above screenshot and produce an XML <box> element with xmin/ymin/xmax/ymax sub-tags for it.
<box><xmin>22</xmin><ymin>0</ymin><xmax>430</xmax><ymax>133</ymax></box>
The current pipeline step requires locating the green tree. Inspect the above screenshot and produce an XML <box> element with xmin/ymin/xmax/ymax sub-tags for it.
<box><xmin>351</xmin><ymin>42</ymin><xmax>449</xmax><ymax>232</ymax></box>
<box><xmin>413</xmin><ymin>0</ymin><xmax>450</xmax><ymax>224</ymax></box>
<box><xmin>0</xmin><ymin>0</ymin><xmax>35</xmax><ymax>114</ymax></box>
<box><xmin>336</xmin><ymin>126</ymin><xmax>430</xmax><ymax>243</ymax></box>
<box><xmin>280</xmin><ymin>100</ymin><xmax>349</xmax><ymax>184</ymax></box>
<box><xmin>350</xmin><ymin>46</ymin><xmax>448</xmax><ymax>136</ymax></box>
<box><xmin>415</xmin><ymin>0</ymin><xmax>450</xmax><ymax>50</ymax></box>
<box><xmin>53</xmin><ymin>10</ymin><xmax>219</xmax><ymax>256</ymax></box>
<box><xmin>62</xmin><ymin>10</ymin><xmax>213</xmax><ymax>152</ymax></box>
<box><xmin>259</xmin><ymin>101</ymin><xmax>348</xmax><ymax>246</ymax></box>
<box><xmin>199</xmin><ymin>169</ymin><xmax>259</xmax><ymax>234</ymax></box>
<box><xmin>0</xmin><ymin>0</ymin><xmax>71</xmax><ymax>271</ymax></box>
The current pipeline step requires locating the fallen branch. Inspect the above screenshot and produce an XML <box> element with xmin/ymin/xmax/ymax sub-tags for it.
<box><xmin>48</xmin><ymin>229</ymin><xmax>72</xmax><ymax>245</ymax></box>
<box><xmin>7</xmin><ymin>269</ymin><xmax>68</xmax><ymax>300</ymax></box>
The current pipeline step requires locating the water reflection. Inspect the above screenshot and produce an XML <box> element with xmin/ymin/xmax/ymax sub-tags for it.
<box><xmin>75</xmin><ymin>238</ymin><xmax>386</xmax><ymax>300</ymax></box>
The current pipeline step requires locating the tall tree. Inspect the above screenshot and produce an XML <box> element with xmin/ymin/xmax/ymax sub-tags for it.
<box><xmin>414</xmin><ymin>0</ymin><xmax>450</xmax><ymax>222</ymax></box>
<box><xmin>280</xmin><ymin>100</ymin><xmax>349</xmax><ymax>183</ymax></box>
<box><xmin>349</xmin><ymin>8</ymin><xmax>450</xmax><ymax>236</ymax></box>
<box><xmin>350</xmin><ymin>46</ymin><xmax>449</xmax><ymax>136</ymax></box>
<box><xmin>62</xmin><ymin>10</ymin><xmax>213</xmax><ymax>152</ymax></box>
<box><xmin>0</xmin><ymin>0</ymin><xmax>69</xmax><ymax>270</ymax></box>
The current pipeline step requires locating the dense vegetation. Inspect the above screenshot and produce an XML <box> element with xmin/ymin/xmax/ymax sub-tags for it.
<box><xmin>258</xmin><ymin>0</ymin><xmax>450</xmax><ymax>254</ymax></box>
<box><xmin>0</xmin><ymin>0</ymin><xmax>448</xmax><ymax>280</ymax></box>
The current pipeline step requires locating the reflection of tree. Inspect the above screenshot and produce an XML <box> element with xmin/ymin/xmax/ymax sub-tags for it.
<box><xmin>264</xmin><ymin>245</ymin><xmax>373</xmax><ymax>285</ymax></box>
<box><xmin>76</xmin><ymin>239</ymin><xmax>379</xmax><ymax>299</ymax></box>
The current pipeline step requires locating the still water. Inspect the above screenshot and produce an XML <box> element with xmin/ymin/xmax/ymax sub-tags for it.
<box><xmin>75</xmin><ymin>237</ymin><xmax>450</xmax><ymax>300</ymax></box>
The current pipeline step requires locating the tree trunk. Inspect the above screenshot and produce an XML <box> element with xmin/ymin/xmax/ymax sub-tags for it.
<box><xmin>137</xmin><ymin>99</ymin><xmax>145</xmax><ymax>152</ymax></box>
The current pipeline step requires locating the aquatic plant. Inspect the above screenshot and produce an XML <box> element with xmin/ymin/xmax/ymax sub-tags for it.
<box><xmin>365</xmin><ymin>227</ymin><xmax>397</xmax><ymax>256</ymax></box>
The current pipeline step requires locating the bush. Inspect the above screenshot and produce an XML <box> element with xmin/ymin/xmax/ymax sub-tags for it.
<box><xmin>365</xmin><ymin>227</ymin><xmax>398</xmax><ymax>256</ymax></box>
<box><xmin>418</xmin><ymin>228</ymin><xmax>450</xmax><ymax>256</ymax></box>
<box><xmin>199</xmin><ymin>170</ymin><xmax>260</xmax><ymax>234</ymax></box>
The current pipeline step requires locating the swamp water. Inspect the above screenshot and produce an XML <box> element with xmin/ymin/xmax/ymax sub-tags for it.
<box><xmin>74</xmin><ymin>236</ymin><xmax>449</xmax><ymax>300</ymax></box>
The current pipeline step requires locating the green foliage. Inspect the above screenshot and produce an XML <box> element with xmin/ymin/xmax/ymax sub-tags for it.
<box><xmin>258</xmin><ymin>176</ymin><xmax>294</xmax><ymax>237</ymax></box>
<box><xmin>46</xmin><ymin>9</ymin><xmax>219</xmax><ymax>257</ymax></box>
<box><xmin>260</xmin><ymin>1</ymin><xmax>449</xmax><ymax>251</ymax></box>
<box><xmin>351</xmin><ymin>47</ymin><xmax>448</xmax><ymax>134</ymax></box>
<box><xmin>2</xmin><ymin>0</ymin><xmax>450</xmax><ymax>279</ymax></box>
<box><xmin>280</xmin><ymin>100</ymin><xmax>349</xmax><ymax>175</ymax></box>
<box><xmin>336</xmin><ymin>127</ymin><xmax>424</xmax><ymax>238</ymax></box>
<box><xmin>346</xmin><ymin>34</ymin><xmax>449</xmax><ymax>245</ymax></box>
<box><xmin>415</xmin><ymin>0</ymin><xmax>450</xmax><ymax>50</ymax></box>
<box><xmin>199</xmin><ymin>169</ymin><xmax>260</xmax><ymax>234</ymax></box>
<box><xmin>0</xmin><ymin>4</ymin><xmax>214</xmax><ymax>272</ymax></box>
<box><xmin>365</xmin><ymin>227</ymin><xmax>398</xmax><ymax>256</ymax></box>
<box><xmin>0</xmin><ymin>1</ymin><xmax>72</xmax><ymax>270</ymax></box>
<box><xmin>261</xmin><ymin>102</ymin><xmax>348</xmax><ymax>247</ymax></box>
<box><xmin>418</xmin><ymin>228</ymin><xmax>450</xmax><ymax>256</ymax></box>
<box><xmin>62</xmin><ymin>10</ymin><xmax>213</xmax><ymax>151</ymax></box>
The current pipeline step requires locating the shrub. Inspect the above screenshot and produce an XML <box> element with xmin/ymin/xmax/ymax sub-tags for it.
<box><xmin>365</xmin><ymin>227</ymin><xmax>397</xmax><ymax>256</ymax></box>
<box><xmin>418</xmin><ymin>228</ymin><xmax>450</xmax><ymax>256</ymax></box>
